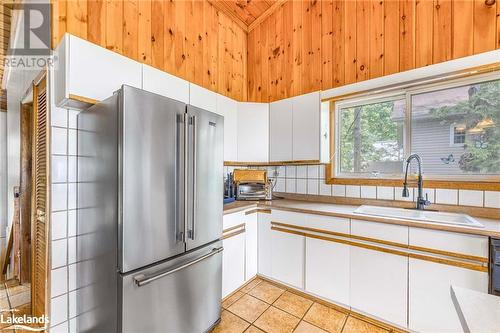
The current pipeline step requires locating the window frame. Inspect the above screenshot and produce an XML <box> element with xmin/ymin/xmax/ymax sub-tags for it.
<box><xmin>326</xmin><ymin>69</ymin><xmax>500</xmax><ymax>190</ymax></box>
<box><xmin>450</xmin><ymin>123</ymin><xmax>466</xmax><ymax>147</ymax></box>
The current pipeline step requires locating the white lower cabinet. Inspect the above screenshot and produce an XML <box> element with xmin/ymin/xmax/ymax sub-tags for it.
<box><xmin>257</xmin><ymin>213</ymin><xmax>273</xmax><ymax>277</ymax></box>
<box><xmin>271</xmin><ymin>228</ymin><xmax>304</xmax><ymax>289</ymax></box>
<box><xmin>350</xmin><ymin>247</ymin><xmax>408</xmax><ymax>327</ymax></box>
<box><xmin>222</xmin><ymin>231</ymin><xmax>245</xmax><ymax>298</ymax></box>
<box><xmin>305</xmin><ymin>238</ymin><xmax>350</xmax><ymax>306</ymax></box>
<box><xmin>408</xmin><ymin>259</ymin><xmax>488</xmax><ymax>333</ymax></box>
<box><xmin>245</xmin><ymin>213</ymin><xmax>258</xmax><ymax>281</ymax></box>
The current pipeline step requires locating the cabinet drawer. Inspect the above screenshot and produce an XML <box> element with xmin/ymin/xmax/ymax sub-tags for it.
<box><xmin>409</xmin><ymin>227</ymin><xmax>488</xmax><ymax>258</ymax></box>
<box><xmin>223</xmin><ymin>211</ymin><xmax>245</xmax><ymax>230</ymax></box>
<box><xmin>351</xmin><ymin>219</ymin><xmax>408</xmax><ymax>245</ymax></box>
<box><xmin>271</xmin><ymin>210</ymin><xmax>349</xmax><ymax>234</ymax></box>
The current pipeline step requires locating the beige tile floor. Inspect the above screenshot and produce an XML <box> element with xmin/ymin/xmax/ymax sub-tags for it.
<box><xmin>0</xmin><ymin>279</ymin><xmax>31</xmax><ymax>333</ymax></box>
<box><xmin>214</xmin><ymin>278</ymin><xmax>402</xmax><ymax>333</ymax></box>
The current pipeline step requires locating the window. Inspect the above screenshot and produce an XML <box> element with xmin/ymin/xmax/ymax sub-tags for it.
<box><xmin>332</xmin><ymin>72</ymin><xmax>500</xmax><ymax>181</ymax></box>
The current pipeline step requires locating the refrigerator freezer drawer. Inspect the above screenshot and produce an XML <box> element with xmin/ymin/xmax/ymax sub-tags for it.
<box><xmin>120</xmin><ymin>241</ymin><xmax>223</xmax><ymax>333</ymax></box>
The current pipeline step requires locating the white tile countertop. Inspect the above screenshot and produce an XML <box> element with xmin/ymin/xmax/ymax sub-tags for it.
<box><xmin>451</xmin><ymin>286</ymin><xmax>500</xmax><ymax>333</ymax></box>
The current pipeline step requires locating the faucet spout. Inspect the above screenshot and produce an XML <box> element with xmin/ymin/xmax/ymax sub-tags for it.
<box><xmin>402</xmin><ymin>154</ymin><xmax>430</xmax><ymax>210</ymax></box>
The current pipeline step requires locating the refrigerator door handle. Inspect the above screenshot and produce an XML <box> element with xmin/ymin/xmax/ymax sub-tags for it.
<box><xmin>183</xmin><ymin>113</ymin><xmax>189</xmax><ymax>243</ymax></box>
<box><xmin>189</xmin><ymin>115</ymin><xmax>197</xmax><ymax>240</ymax></box>
<box><xmin>133</xmin><ymin>247</ymin><xmax>223</xmax><ymax>287</ymax></box>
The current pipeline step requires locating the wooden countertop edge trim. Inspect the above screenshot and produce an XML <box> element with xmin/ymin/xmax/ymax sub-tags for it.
<box><xmin>271</xmin><ymin>221</ymin><xmax>489</xmax><ymax>263</ymax></box>
<box><xmin>271</xmin><ymin>226</ymin><xmax>488</xmax><ymax>272</ymax></box>
<box><xmin>257</xmin><ymin>204</ymin><xmax>500</xmax><ymax>238</ymax></box>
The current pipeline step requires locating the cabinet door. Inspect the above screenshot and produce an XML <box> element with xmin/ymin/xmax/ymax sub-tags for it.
<box><xmin>142</xmin><ymin>65</ymin><xmax>189</xmax><ymax>103</ymax></box>
<box><xmin>245</xmin><ymin>213</ymin><xmax>258</xmax><ymax>281</ymax></box>
<box><xmin>222</xmin><ymin>232</ymin><xmax>245</xmax><ymax>298</ymax></box>
<box><xmin>350</xmin><ymin>247</ymin><xmax>408</xmax><ymax>327</ymax></box>
<box><xmin>409</xmin><ymin>259</ymin><xmax>488</xmax><ymax>333</ymax></box>
<box><xmin>271</xmin><ymin>229</ymin><xmax>304</xmax><ymax>289</ymax></box>
<box><xmin>269</xmin><ymin>98</ymin><xmax>293</xmax><ymax>162</ymax></box>
<box><xmin>237</xmin><ymin>103</ymin><xmax>269</xmax><ymax>162</ymax></box>
<box><xmin>189</xmin><ymin>83</ymin><xmax>217</xmax><ymax>113</ymax></box>
<box><xmin>216</xmin><ymin>94</ymin><xmax>238</xmax><ymax>161</ymax></box>
<box><xmin>66</xmin><ymin>35</ymin><xmax>142</xmax><ymax>103</ymax></box>
<box><xmin>257</xmin><ymin>213</ymin><xmax>272</xmax><ymax>277</ymax></box>
<box><xmin>292</xmin><ymin>91</ymin><xmax>320</xmax><ymax>160</ymax></box>
<box><xmin>306</xmin><ymin>238</ymin><xmax>350</xmax><ymax>307</ymax></box>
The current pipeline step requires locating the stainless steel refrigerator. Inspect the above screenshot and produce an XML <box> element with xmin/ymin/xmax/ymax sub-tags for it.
<box><xmin>76</xmin><ymin>85</ymin><xmax>224</xmax><ymax>333</ymax></box>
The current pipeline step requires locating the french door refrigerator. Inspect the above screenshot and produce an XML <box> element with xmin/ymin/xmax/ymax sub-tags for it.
<box><xmin>76</xmin><ymin>85</ymin><xmax>224</xmax><ymax>333</ymax></box>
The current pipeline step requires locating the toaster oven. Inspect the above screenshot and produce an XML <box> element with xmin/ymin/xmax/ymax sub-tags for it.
<box><xmin>236</xmin><ymin>182</ymin><xmax>272</xmax><ymax>200</ymax></box>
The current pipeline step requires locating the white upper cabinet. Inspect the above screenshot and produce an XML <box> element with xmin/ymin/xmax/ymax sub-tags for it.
<box><xmin>292</xmin><ymin>91</ymin><xmax>321</xmax><ymax>161</ymax></box>
<box><xmin>54</xmin><ymin>34</ymin><xmax>142</xmax><ymax>109</ymax></box>
<box><xmin>237</xmin><ymin>103</ymin><xmax>269</xmax><ymax>163</ymax></box>
<box><xmin>269</xmin><ymin>98</ymin><xmax>293</xmax><ymax>162</ymax></box>
<box><xmin>216</xmin><ymin>95</ymin><xmax>238</xmax><ymax>162</ymax></box>
<box><xmin>189</xmin><ymin>83</ymin><xmax>217</xmax><ymax>113</ymax></box>
<box><xmin>142</xmin><ymin>65</ymin><xmax>189</xmax><ymax>103</ymax></box>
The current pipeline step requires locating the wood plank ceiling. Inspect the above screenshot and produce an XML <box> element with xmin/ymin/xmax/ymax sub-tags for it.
<box><xmin>209</xmin><ymin>0</ymin><xmax>278</xmax><ymax>30</ymax></box>
<box><xmin>0</xmin><ymin>3</ymin><xmax>11</xmax><ymax>111</ymax></box>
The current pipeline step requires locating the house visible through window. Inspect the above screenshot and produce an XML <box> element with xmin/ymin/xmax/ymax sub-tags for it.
<box><xmin>333</xmin><ymin>73</ymin><xmax>500</xmax><ymax>180</ymax></box>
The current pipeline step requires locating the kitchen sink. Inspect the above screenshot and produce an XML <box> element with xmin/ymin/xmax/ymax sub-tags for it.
<box><xmin>353</xmin><ymin>205</ymin><xmax>484</xmax><ymax>228</ymax></box>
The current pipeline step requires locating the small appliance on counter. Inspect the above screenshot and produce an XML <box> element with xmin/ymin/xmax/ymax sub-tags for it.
<box><xmin>224</xmin><ymin>172</ymin><xmax>236</xmax><ymax>204</ymax></box>
<box><xmin>233</xmin><ymin>169</ymin><xmax>273</xmax><ymax>201</ymax></box>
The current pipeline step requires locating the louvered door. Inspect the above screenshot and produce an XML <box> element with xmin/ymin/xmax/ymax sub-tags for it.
<box><xmin>31</xmin><ymin>76</ymin><xmax>49</xmax><ymax>319</ymax></box>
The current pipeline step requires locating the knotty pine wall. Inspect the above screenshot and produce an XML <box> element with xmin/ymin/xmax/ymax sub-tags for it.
<box><xmin>247</xmin><ymin>0</ymin><xmax>500</xmax><ymax>103</ymax></box>
<box><xmin>51</xmin><ymin>0</ymin><xmax>248</xmax><ymax>101</ymax></box>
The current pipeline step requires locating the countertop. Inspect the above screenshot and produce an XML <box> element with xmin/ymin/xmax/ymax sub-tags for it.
<box><xmin>451</xmin><ymin>286</ymin><xmax>500</xmax><ymax>333</ymax></box>
<box><xmin>224</xmin><ymin>199</ymin><xmax>500</xmax><ymax>237</ymax></box>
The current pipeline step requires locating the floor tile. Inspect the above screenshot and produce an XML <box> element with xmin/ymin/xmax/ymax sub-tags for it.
<box><xmin>0</xmin><ymin>289</ymin><xmax>7</xmax><ymax>299</ymax></box>
<box><xmin>228</xmin><ymin>295</ymin><xmax>270</xmax><ymax>323</ymax></box>
<box><xmin>212</xmin><ymin>310</ymin><xmax>250</xmax><ymax>333</ymax></box>
<box><xmin>6</xmin><ymin>284</ymin><xmax>29</xmax><ymax>297</ymax></box>
<box><xmin>254</xmin><ymin>306</ymin><xmax>300</xmax><ymax>333</ymax></box>
<box><xmin>0</xmin><ymin>297</ymin><xmax>9</xmax><ymax>309</ymax></box>
<box><xmin>303</xmin><ymin>303</ymin><xmax>347</xmax><ymax>333</ymax></box>
<box><xmin>293</xmin><ymin>321</ymin><xmax>328</xmax><ymax>333</ymax></box>
<box><xmin>5</xmin><ymin>280</ymin><xmax>19</xmax><ymax>288</ymax></box>
<box><xmin>223</xmin><ymin>291</ymin><xmax>245</xmax><ymax>309</ymax></box>
<box><xmin>342</xmin><ymin>316</ymin><xmax>388</xmax><ymax>333</ymax></box>
<box><xmin>245</xmin><ymin>325</ymin><xmax>266</xmax><ymax>333</ymax></box>
<box><xmin>274</xmin><ymin>291</ymin><xmax>313</xmax><ymax>318</ymax></box>
<box><xmin>241</xmin><ymin>278</ymin><xmax>263</xmax><ymax>293</ymax></box>
<box><xmin>248</xmin><ymin>281</ymin><xmax>285</xmax><ymax>304</ymax></box>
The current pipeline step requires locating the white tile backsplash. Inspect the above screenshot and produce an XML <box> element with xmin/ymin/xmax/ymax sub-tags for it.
<box><xmin>68</xmin><ymin>210</ymin><xmax>77</xmax><ymax>237</ymax></box>
<box><xmin>345</xmin><ymin>185</ymin><xmax>361</xmax><ymax>198</ymax></box>
<box><xmin>52</xmin><ymin>155</ymin><xmax>67</xmax><ymax>183</ymax></box>
<box><xmin>332</xmin><ymin>184</ymin><xmax>346</xmax><ymax>197</ymax></box>
<box><xmin>296</xmin><ymin>166</ymin><xmax>307</xmax><ymax>178</ymax></box>
<box><xmin>377</xmin><ymin>186</ymin><xmax>394</xmax><ymax>200</ymax></box>
<box><xmin>360</xmin><ymin>186</ymin><xmax>376</xmax><ymax>199</ymax></box>
<box><xmin>68</xmin><ymin>129</ymin><xmax>77</xmax><ymax>155</ymax></box>
<box><xmin>307</xmin><ymin>165</ymin><xmax>319</xmax><ymax>179</ymax></box>
<box><xmin>395</xmin><ymin>187</ymin><xmax>414</xmax><ymax>202</ymax></box>
<box><xmin>51</xmin><ymin>321</ymin><xmax>69</xmax><ymax>333</ymax></box>
<box><xmin>319</xmin><ymin>182</ymin><xmax>332</xmax><ymax>196</ymax></box>
<box><xmin>52</xmin><ymin>211</ymin><xmax>67</xmax><ymax>241</ymax></box>
<box><xmin>51</xmin><ymin>267</ymin><xmax>68</xmax><ymax>297</ymax></box>
<box><xmin>68</xmin><ymin>237</ymin><xmax>77</xmax><ymax>264</ymax></box>
<box><xmin>459</xmin><ymin>190</ymin><xmax>484</xmax><ymax>207</ymax></box>
<box><xmin>68</xmin><ymin>110</ymin><xmax>79</xmax><ymax>129</ymax></box>
<box><xmin>275</xmin><ymin>178</ymin><xmax>285</xmax><ymax>192</ymax></box>
<box><xmin>296</xmin><ymin>179</ymin><xmax>307</xmax><ymax>194</ymax></box>
<box><xmin>52</xmin><ymin>184</ymin><xmax>68</xmax><ymax>212</ymax></box>
<box><xmin>285</xmin><ymin>178</ymin><xmax>296</xmax><ymax>193</ymax></box>
<box><xmin>485</xmin><ymin>191</ymin><xmax>500</xmax><ymax>208</ymax></box>
<box><xmin>286</xmin><ymin>166</ymin><xmax>296</xmax><ymax>178</ymax></box>
<box><xmin>50</xmin><ymin>294</ymin><xmax>68</xmax><ymax>327</ymax></box>
<box><xmin>51</xmin><ymin>107</ymin><xmax>67</xmax><ymax>127</ymax></box>
<box><xmin>68</xmin><ymin>156</ymin><xmax>77</xmax><ymax>182</ymax></box>
<box><xmin>51</xmin><ymin>127</ymin><xmax>67</xmax><ymax>155</ymax></box>
<box><xmin>52</xmin><ymin>238</ymin><xmax>67</xmax><ymax>269</ymax></box>
<box><xmin>68</xmin><ymin>183</ymin><xmax>77</xmax><ymax>210</ymax></box>
<box><xmin>436</xmin><ymin>189</ymin><xmax>459</xmax><ymax>205</ymax></box>
<box><xmin>307</xmin><ymin>179</ymin><xmax>319</xmax><ymax>195</ymax></box>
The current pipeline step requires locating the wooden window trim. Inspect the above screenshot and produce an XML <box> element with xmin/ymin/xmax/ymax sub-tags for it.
<box><xmin>324</xmin><ymin>65</ymin><xmax>500</xmax><ymax>191</ymax></box>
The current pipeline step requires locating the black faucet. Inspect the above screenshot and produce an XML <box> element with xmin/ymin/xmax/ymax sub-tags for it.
<box><xmin>402</xmin><ymin>154</ymin><xmax>430</xmax><ymax>210</ymax></box>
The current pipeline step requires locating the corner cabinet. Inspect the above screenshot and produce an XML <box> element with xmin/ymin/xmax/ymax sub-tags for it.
<box><xmin>268</xmin><ymin>91</ymin><xmax>329</xmax><ymax>163</ymax></box>
<box><xmin>54</xmin><ymin>34</ymin><xmax>142</xmax><ymax>109</ymax></box>
<box><xmin>216</xmin><ymin>95</ymin><xmax>238</xmax><ymax>162</ymax></box>
<box><xmin>237</xmin><ymin>103</ymin><xmax>269</xmax><ymax>163</ymax></box>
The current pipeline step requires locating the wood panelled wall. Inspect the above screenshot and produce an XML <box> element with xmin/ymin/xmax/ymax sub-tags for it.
<box><xmin>52</xmin><ymin>0</ymin><xmax>247</xmax><ymax>101</ymax></box>
<box><xmin>247</xmin><ymin>0</ymin><xmax>500</xmax><ymax>102</ymax></box>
